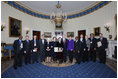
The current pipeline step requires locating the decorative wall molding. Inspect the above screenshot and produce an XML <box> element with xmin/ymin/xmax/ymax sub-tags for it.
<box><xmin>4</xmin><ymin>1</ymin><xmax>110</xmax><ymax>19</ymax></box>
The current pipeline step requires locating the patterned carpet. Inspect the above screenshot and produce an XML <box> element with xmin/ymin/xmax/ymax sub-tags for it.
<box><xmin>1</xmin><ymin>59</ymin><xmax>117</xmax><ymax>78</ymax></box>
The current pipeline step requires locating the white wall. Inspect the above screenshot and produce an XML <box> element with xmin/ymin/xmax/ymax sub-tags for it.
<box><xmin>63</xmin><ymin>1</ymin><xmax>117</xmax><ymax>39</ymax></box>
<box><xmin>1</xmin><ymin>2</ymin><xmax>55</xmax><ymax>43</ymax></box>
<box><xmin>1</xmin><ymin>1</ymin><xmax>117</xmax><ymax>44</ymax></box>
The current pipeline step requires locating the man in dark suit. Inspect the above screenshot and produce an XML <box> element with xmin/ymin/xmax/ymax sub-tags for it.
<box><xmin>78</xmin><ymin>34</ymin><xmax>86</xmax><ymax>63</ymax></box>
<box><xmin>89</xmin><ymin>33</ymin><xmax>97</xmax><ymax>62</ymax></box>
<box><xmin>31</xmin><ymin>35</ymin><xmax>39</xmax><ymax>63</ymax></box>
<box><xmin>39</xmin><ymin>34</ymin><xmax>47</xmax><ymax>62</ymax></box>
<box><xmin>23</xmin><ymin>35</ymin><xmax>31</xmax><ymax>65</ymax></box>
<box><xmin>62</xmin><ymin>34</ymin><xmax>68</xmax><ymax>62</ymax></box>
<box><xmin>74</xmin><ymin>36</ymin><xmax>81</xmax><ymax>64</ymax></box>
<box><xmin>97</xmin><ymin>33</ymin><xmax>108</xmax><ymax>64</ymax></box>
<box><xmin>13</xmin><ymin>36</ymin><xmax>23</xmax><ymax>69</ymax></box>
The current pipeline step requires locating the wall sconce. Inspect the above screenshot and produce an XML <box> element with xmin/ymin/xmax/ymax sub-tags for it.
<box><xmin>1</xmin><ymin>22</ymin><xmax>6</xmax><ymax>31</ymax></box>
<box><xmin>26</xmin><ymin>30</ymin><xmax>29</xmax><ymax>34</ymax></box>
<box><xmin>24</xmin><ymin>27</ymin><xmax>30</xmax><ymax>35</ymax></box>
<box><xmin>1</xmin><ymin>25</ymin><xmax>6</xmax><ymax>31</ymax></box>
<box><xmin>104</xmin><ymin>25</ymin><xmax>110</xmax><ymax>32</ymax></box>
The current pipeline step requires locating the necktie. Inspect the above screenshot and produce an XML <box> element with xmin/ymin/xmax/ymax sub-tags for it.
<box><xmin>100</xmin><ymin>38</ymin><xmax>102</xmax><ymax>41</ymax></box>
<box><xmin>76</xmin><ymin>40</ymin><xmax>78</xmax><ymax>43</ymax></box>
<box><xmin>19</xmin><ymin>40</ymin><xmax>22</xmax><ymax>45</ymax></box>
<box><xmin>63</xmin><ymin>40</ymin><xmax>65</xmax><ymax>44</ymax></box>
<box><xmin>27</xmin><ymin>40</ymin><xmax>29</xmax><ymax>44</ymax></box>
<box><xmin>34</xmin><ymin>40</ymin><xmax>36</xmax><ymax>43</ymax></box>
<box><xmin>81</xmin><ymin>38</ymin><xmax>83</xmax><ymax>42</ymax></box>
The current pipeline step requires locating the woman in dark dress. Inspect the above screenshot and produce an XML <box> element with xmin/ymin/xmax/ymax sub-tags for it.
<box><xmin>45</xmin><ymin>38</ymin><xmax>52</xmax><ymax>63</ymax></box>
<box><xmin>56</xmin><ymin>37</ymin><xmax>64</xmax><ymax>64</ymax></box>
<box><xmin>51</xmin><ymin>37</ymin><xmax>57</xmax><ymax>63</ymax></box>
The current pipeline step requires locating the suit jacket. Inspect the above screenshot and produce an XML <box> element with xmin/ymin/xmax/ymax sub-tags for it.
<box><xmin>74</xmin><ymin>40</ymin><xmax>79</xmax><ymax>51</ymax></box>
<box><xmin>13</xmin><ymin>39</ymin><xmax>24</xmax><ymax>54</ymax></box>
<box><xmin>57</xmin><ymin>42</ymin><xmax>64</xmax><ymax>48</ymax></box>
<box><xmin>23</xmin><ymin>40</ymin><xmax>31</xmax><ymax>52</ymax></box>
<box><xmin>51</xmin><ymin>41</ymin><xmax>57</xmax><ymax>52</ymax></box>
<box><xmin>97</xmin><ymin>37</ymin><xmax>108</xmax><ymax>49</ymax></box>
<box><xmin>39</xmin><ymin>39</ymin><xmax>47</xmax><ymax>52</ymax></box>
<box><xmin>61</xmin><ymin>38</ymin><xmax>68</xmax><ymax>51</ymax></box>
<box><xmin>31</xmin><ymin>39</ymin><xmax>39</xmax><ymax>51</ymax></box>
<box><xmin>89</xmin><ymin>37</ymin><xmax>97</xmax><ymax>50</ymax></box>
<box><xmin>78</xmin><ymin>38</ymin><xmax>86</xmax><ymax>51</ymax></box>
<box><xmin>85</xmin><ymin>39</ymin><xmax>90</xmax><ymax>49</ymax></box>
<box><xmin>45</xmin><ymin>42</ymin><xmax>52</xmax><ymax>52</ymax></box>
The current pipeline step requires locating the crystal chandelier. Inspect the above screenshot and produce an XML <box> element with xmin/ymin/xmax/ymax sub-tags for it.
<box><xmin>50</xmin><ymin>1</ymin><xmax>67</xmax><ymax>28</ymax></box>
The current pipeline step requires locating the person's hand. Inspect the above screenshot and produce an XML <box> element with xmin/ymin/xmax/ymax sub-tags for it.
<box><xmin>84</xmin><ymin>48</ymin><xmax>86</xmax><ymax>51</ymax></box>
<box><xmin>46</xmin><ymin>49</ymin><xmax>48</xmax><ymax>51</ymax></box>
<box><xmin>78</xmin><ymin>51</ymin><xmax>80</xmax><ymax>53</ymax></box>
<box><xmin>88</xmin><ymin>49</ymin><xmax>90</xmax><ymax>51</ymax></box>
<box><xmin>24</xmin><ymin>51</ymin><xmax>26</xmax><ymax>53</ymax></box>
<box><xmin>105</xmin><ymin>48</ymin><xmax>107</xmax><ymax>51</ymax></box>
<box><xmin>94</xmin><ymin>48</ymin><xmax>96</xmax><ymax>50</ymax></box>
<box><xmin>71</xmin><ymin>49</ymin><xmax>73</xmax><ymax>51</ymax></box>
<box><xmin>46</xmin><ymin>48</ymin><xmax>50</xmax><ymax>51</ymax></box>
<box><xmin>34</xmin><ymin>48</ymin><xmax>37</xmax><ymax>50</ymax></box>
<box><xmin>51</xmin><ymin>46</ymin><xmax>53</xmax><ymax>48</ymax></box>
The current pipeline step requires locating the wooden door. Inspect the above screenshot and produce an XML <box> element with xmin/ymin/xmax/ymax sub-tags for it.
<box><xmin>78</xmin><ymin>30</ymin><xmax>86</xmax><ymax>39</ymax></box>
<box><xmin>33</xmin><ymin>30</ymin><xmax>41</xmax><ymax>40</ymax></box>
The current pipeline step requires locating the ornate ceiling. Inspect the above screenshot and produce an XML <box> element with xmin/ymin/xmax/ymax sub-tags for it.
<box><xmin>5</xmin><ymin>1</ymin><xmax>110</xmax><ymax>19</ymax></box>
<box><xmin>16</xmin><ymin>1</ymin><xmax>98</xmax><ymax>15</ymax></box>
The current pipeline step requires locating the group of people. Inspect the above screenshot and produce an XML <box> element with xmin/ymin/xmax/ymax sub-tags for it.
<box><xmin>13</xmin><ymin>33</ymin><xmax>108</xmax><ymax>70</ymax></box>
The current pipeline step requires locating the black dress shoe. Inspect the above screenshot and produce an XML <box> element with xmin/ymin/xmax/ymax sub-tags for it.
<box><xmin>103</xmin><ymin>62</ymin><xmax>105</xmax><ymax>64</ymax></box>
<box><xmin>14</xmin><ymin>67</ymin><xmax>17</xmax><ymax>70</ymax></box>
<box><xmin>93</xmin><ymin>60</ymin><xmax>96</xmax><ymax>62</ymax></box>
<box><xmin>99</xmin><ymin>61</ymin><xmax>102</xmax><ymax>63</ymax></box>
<box><xmin>18</xmin><ymin>65</ymin><xmax>22</xmax><ymax>67</ymax></box>
<box><xmin>25</xmin><ymin>63</ymin><xmax>27</xmax><ymax>65</ymax></box>
<box><xmin>64</xmin><ymin>61</ymin><xmax>66</xmax><ymax>63</ymax></box>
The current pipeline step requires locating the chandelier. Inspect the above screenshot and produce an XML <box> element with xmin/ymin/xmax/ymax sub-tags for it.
<box><xmin>50</xmin><ymin>1</ymin><xmax>67</xmax><ymax>28</ymax></box>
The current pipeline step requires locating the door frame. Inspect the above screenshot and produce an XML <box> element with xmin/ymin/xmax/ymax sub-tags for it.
<box><xmin>31</xmin><ymin>29</ymin><xmax>41</xmax><ymax>39</ymax></box>
<box><xmin>78</xmin><ymin>30</ymin><xmax>86</xmax><ymax>38</ymax></box>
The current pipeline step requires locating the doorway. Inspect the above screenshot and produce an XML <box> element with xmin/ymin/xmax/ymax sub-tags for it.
<box><xmin>32</xmin><ymin>30</ymin><xmax>41</xmax><ymax>40</ymax></box>
<box><xmin>78</xmin><ymin>30</ymin><xmax>86</xmax><ymax>38</ymax></box>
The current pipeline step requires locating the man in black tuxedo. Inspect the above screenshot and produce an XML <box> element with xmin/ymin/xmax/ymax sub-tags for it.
<box><xmin>31</xmin><ymin>35</ymin><xmax>39</xmax><ymax>63</ymax></box>
<box><xmin>74</xmin><ymin>36</ymin><xmax>81</xmax><ymax>64</ymax></box>
<box><xmin>89</xmin><ymin>33</ymin><xmax>97</xmax><ymax>62</ymax></box>
<box><xmin>79</xmin><ymin>34</ymin><xmax>86</xmax><ymax>63</ymax></box>
<box><xmin>39</xmin><ymin>34</ymin><xmax>47</xmax><ymax>62</ymax></box>
<box><xmin>62</xmin><ymin>34</ymin><xmax>68</xmax><ymax>62</ymax></box>
<box><xmin>13</xmin><ymin>36</ymin><xmax>23</xmax><ymax>69</ymax></box>
<box><xmin>97</xmin><ymin>33</ymin><xmax>108</xmax><ymax>64</ymax></box>
<box><xmin>23</xmin><ymin>35</ymin><xmax>31</xmax><ymax>65</ymax></box>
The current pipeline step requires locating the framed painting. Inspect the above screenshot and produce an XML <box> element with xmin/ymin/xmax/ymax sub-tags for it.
<box><xmin>44</xmin><ymin>32</ymin><xmax>52</xmax><ymax>38</ymax></box>
<box><xmin>9</xmin><ymin>17</ymin><xmax>22</xmax><ymax>37</ymax></box>
<box><xmin>94</xmin><ymin>27</ymin><xmax>101</xmax><ymax>36</ymax></box>
<box><xmin>67</xmin><ymin>32</ymin><xmax>74</xmax><ymax>37</ymax></box>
